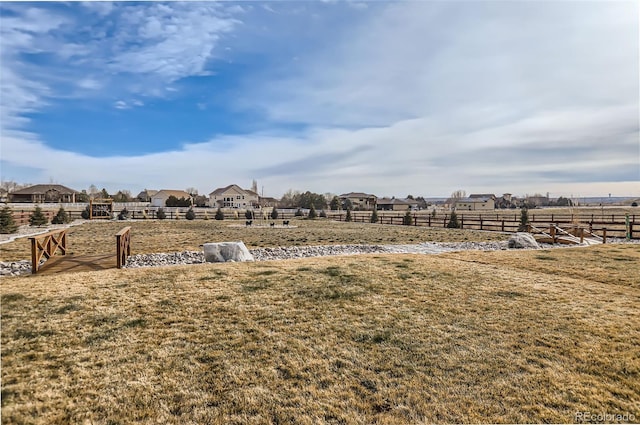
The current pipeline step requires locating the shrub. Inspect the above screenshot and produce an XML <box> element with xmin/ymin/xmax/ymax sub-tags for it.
<box><xmin>156</xmin><ymin>208</ymin><xmax>167</xmax><ymax>220</ymax></box>
<box><xmin>0</xmin><ymin>206</ymin><xmax>18</xmax><ymax>234</ymax></box>
<box><xmin>403</xmin><ymin>210</ymin><xmax>413</xmax><ymax>226</ymax></box>
<box><xmin>174</xmin><ymin>210</ymin><xmax>180</xmax><ymax>220</ymax></box>
<box><xmin>308</xmin><ymin>205</ymin><xmax>317</xmax><ymax>219</ymax></box>
<box><xmin>203</xmin><ymin>211</ymin><xmax>209</xmax><ymax>220</ymax></box>
<box><xmin>518</xmin><ymin>207</ymin><xmax>529</xmax><ymax>232</ymax></box>
<box><xmin>52</xmin><ymin>207</ymin><xmax>70</xmax><ymax>224</ymax></box>
<box><xmin>632</xmin><ymin>201</ymin><xmax>638</xmax><ymax>207</ymax></box>
<box><xmin>245</xmin><ymin>210</ymin><xmax>254</xmax><ymax>220</ymax></box>
<box><xmin>215</xmin><ymin>208</ymin><xmax>224</xmax><ymax>220</ymax></box>
<box><xmin>319</xmin><ymin>209</ymin><xmax>327</xmax><ymax>218</ymax></box>
<box><xmin>447</xmin><ymin>211</ymin><xmax>460</xmax><ymax>229</ymax></box>
<box><xmin>81</xmin><ymin>205</ymin><xmax>90</xmax><ymax>219</ymax></box>
<box><xmin>142</xmin><ymin>210</ymin><xmax>149</xmax><ymax>220</ymax></box>
<box><xmin>295</xmin><ymin>208</ymin><xmax>304</xmax><ymax>217</ymax></box>
<box><xmin>29</xmin><ymin>206</ymin><xmax>48</xmax><ymax>226</ymax></box>
<box><xmin>117</xmin><ymin>208</ymin><xmax>129</xmax><ymax>220</ymax></box>
<box><xmin>186</xmin><ymin>208</ymin><xmax>196</xmax><ymax>220</ymax></box>
<box><xmin>371</xmin><ymin>209</ymin><xmax>378</xmax><ymax>223</ymax></box>
<box><xmin>345</xmin><ymin>208</ymin><xmax>352</xmax><ymax>222</ymax></box>
<box><xmin>270</xmin><ymin>208</ymin><xmax>278</xmax><ymax>219</ymax></box>
<box><xmin>431</xmin><ymin>209</ymin><xmax>437</xmax><ymax>218</ymax></box>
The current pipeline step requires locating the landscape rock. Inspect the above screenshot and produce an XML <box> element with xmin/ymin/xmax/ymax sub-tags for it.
<box><xmin>508</xmin><ymin>232</ymin><xmax>541</xmax><ymax>249</ymax></box>
<box><xmin>203</xmin><ymin>241</ymin><xmax>254</xmax><ymax>263</ymax></box>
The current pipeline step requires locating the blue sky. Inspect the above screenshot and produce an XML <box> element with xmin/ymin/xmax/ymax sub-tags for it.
<box><xmin>1</xmin><ymin>1</ymin><xmax>638</xmax><ymax>198</ymax></box>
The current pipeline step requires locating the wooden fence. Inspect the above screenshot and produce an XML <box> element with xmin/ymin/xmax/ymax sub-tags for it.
<box><xmin>326</xmin><ymin>211</ymin><xmax>638</xmax><ymax>240</ymax></box>
<box><xmin>11</xmin><ymin>208</ymin><xmax>638</xmax><ymax>239</ymax></box>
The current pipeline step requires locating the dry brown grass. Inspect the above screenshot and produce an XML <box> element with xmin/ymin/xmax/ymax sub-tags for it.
<box><xmin>2</xmin><ymin>244</ymin><xmax>639</xmax><ymax>424</ymax></box>
<box><xmin>0</xmin><ymin>219</ymin><xmax>507</xmax><ymax>261</ymax></box>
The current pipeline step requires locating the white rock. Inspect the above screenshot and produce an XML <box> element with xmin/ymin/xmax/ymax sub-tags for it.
<box><xmin>508</xmin><ymin>232</ymin><xmax>540</xmax><ymax>249</ymax></box>
<box><xmin>203</xmin><ymin>241</ymin><xmax>254</xmax><ymax>263</ymax></box>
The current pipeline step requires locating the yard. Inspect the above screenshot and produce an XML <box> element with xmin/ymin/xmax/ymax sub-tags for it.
<box><xmin>1</xmin><ymin>220</ymin><xmax>639</xmax><ymax>424</ymax></box>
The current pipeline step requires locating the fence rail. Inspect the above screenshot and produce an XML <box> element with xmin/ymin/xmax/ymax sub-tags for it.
<box><xmin>29</xmin><ymin>229</ymin><xmax>67</xmax><ymax>274</ymax></box>
<box><xmin>9</xmin><ymin>207</ymin><xmax>638</xmax><ymax>240</ymax></box>
<box><xmin>115</xmin><ymin>227</ymin><xmax>131</xmax><ymax>268</ymax></box>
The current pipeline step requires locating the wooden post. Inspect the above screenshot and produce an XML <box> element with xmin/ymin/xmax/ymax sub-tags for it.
<box><xmin>550</xmin><ymin>225</ymin><xmax>556</xmax><ymax>243</ymax></box>
<box><xmin>480</xmin><ymin>219</ymin><xmax>483</xmax><ymax>230</ymax></box>
<box><xmin>602</xmin><ymin>228</ymin><xmax>607</xmax><ymax>244</ymax></box>
<box><xmin>579</xmin><ymin>228</ymin><xmax>584</xmax><ymax>243</ymax></box>
<box><xmin>428</xmin><ymin>215</ymin><xmax>431</xmax><ymax>227</ymax></box>
<box><xmin>414</xmin><ymin>216</ymin><xmax>418</xmax><ymax>226</ymax></box>
<box><xmin>501</xmin><ymin>220</ymin><xmax>505</xmax><ymax>232</ymax></box>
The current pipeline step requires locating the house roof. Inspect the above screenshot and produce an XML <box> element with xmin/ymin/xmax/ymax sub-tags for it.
<box><xmin>209</xmin><ymin>184</ymin><xmax>247</xmax><ymax>196</ymax></box>
<box><xmin>457</xmin><ymin>197</ymin><xmax>492</xmax><ymax>203</ymax></box>
<box><xmin>137</xmin><ymin>189</ymin><xmax>158</xmax><ymax>197</ymax></box>
<box><xmin>10</xmin><ymin>184</ymin><xmax>79</xmax><ymax>195</ymax></box>
<box><xmin>377</xmin><ymin>197</ymin><xmax>411</xmax><ymax>205</ymax></box>
<box><xmin>152</xmin><ymin>190</ymin><xmax>192</xmax><ymax>199</ymax></box>
<box><xmin>469</xmin><ymin>193</ymin><xmax>496</xmax><ymax>199</ymax></box>
<box><xmin>339</xmin><ymin>192</ymin><xmax>377</xmax><ymax>198</ymax></box>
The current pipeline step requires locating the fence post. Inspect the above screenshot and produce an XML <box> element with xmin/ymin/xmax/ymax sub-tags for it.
<box><xmin>550</xmin><ymin>225</ymin><xmax>556</xmax><ymax>243</ymax></box>
<box><xmin>602</xmin><ymin>228</ymin><xmax>607</xmax><ymax>244</ymax></box>
<box><xmin>414</xmin><ymin>216</ymin><xmax>418</xmax><ymax>226</ymax></box>
<box><xmin>480</xmin><ymin>219</ymin><xmax>483</xmax><ymax>230</ymax></box>
<box><xmin>428</xmin><ymin>215</ymin><xmax>431</xmax><ymax>227</ymax></box>
<box><xmin>501</xmin><ymin>220</ymin><xmax>505</xmax><ymax>232</ymax></box>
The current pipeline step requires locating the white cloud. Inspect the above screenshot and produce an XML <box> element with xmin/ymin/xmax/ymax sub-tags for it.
<box><xmin>1</xmin><ymin>2</ymin><xmax>638</xmax><ymax>198</ymax></box>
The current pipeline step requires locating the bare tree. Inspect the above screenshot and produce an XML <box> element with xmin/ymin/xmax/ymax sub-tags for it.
<box><xmin>445</xmin><ymin>189</ymin><xmax>466</xmax><ymax>208</ymax></box>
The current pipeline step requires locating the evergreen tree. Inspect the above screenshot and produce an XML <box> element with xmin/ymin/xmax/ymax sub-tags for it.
<box><xmin>270</xmin><ymin>208</ymin><xmax>279</xmax><ymax>219</ymax></box>
<box><xmin>345</xmin><ymin>207</ymin><xmax>352</xmax><ymax>222</ymax></box>
<box><xmin>308</xmin><ymin>204</ymin><xmax>317</xmax><ymax>219</ymax></box>
<box><xmin>0</xmin><ymin>206</ymin><xmax>18</xmax><ymax>234</ymax></box>
<box><xmin>330</xmin><ymin>196</ymin><xmax>341</xmax><ymax>211</ymax></box>
<box><xmin>245</xmin><ymin>210</ymin><xmax>254</xmax><ymax>220</ymax></box>
<box><xmin>185</xmin><ymin>208</ymin><xmax>196</xmax><ymax>220</ymax></box>
<box><xmin>447</xmin><ymin>211</ymin><xmax>460</xmax><ymax>229</ymax></box>
<box><xmin>215</xmin><ymin>208</ymin><xmax>224</xmax><ymax>220</ymax></box>
<box><xmin>319</xmin><ymin>209</ymin><xmax>327</xmax><ymax>218</ymax></box>
<box><xmin>518</xmin><ymin>207</ymin><xmax>530</xmax><ymax>232</ymax></box>
<box><xmin>29</xmin><ymin>206</ymin><xmax>48</xmax><ymax>226</ymax></box>
<box><xmin>403</xmin><ymin>210</ymin><xmax>413</xmax><ymax>225</ymax></box>
<box><xmin>51</xmin><ymin>207</ymin><xmax>69</xmax><ymax>224</ymax></box>
<box><xmin>370</xmin><ymin>208</ymin><xmax>378</xmax><ymax>223</ymax></box>
<box><xmin>81</xmin><ymin>205</ymin><xmax>90</xmax><ymax>219</ymax></box>
<box><xmin>156</xmin><ymin>208</ymin><xmax>167</xmax><ymax>220</ymax></box>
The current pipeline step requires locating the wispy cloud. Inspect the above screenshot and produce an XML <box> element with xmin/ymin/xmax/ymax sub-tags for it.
<box><xmin>0</xmin><ymin>2</ymin><xmax>638</xmax><ymax>198</ymax></box>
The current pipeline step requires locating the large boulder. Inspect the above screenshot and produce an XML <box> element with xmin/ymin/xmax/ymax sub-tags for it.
<box><xmin>203</xmin><ymin>241</ymin><xmax>254</xmax><ymax>263</ymax></box>
<box><xmin>508</xmin><ymin>232</ymin><xmax>541</xmax><ymax>249</ymax></box>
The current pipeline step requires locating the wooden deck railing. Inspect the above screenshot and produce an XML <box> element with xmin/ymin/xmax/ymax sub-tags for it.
<box><xmin>29</xmin><ymin>229</ymin><xmax>67</xmax><ymax>274</ymax></box>
<box><xmin>116</xmin><ymin>226</ymin><xmax>131</xmax><ymax>268</ymax></box>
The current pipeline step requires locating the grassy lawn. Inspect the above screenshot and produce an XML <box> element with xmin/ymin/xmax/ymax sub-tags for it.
<box><xmin>0</xmin><ymin>219</ymin><xmax>507</xmax><ymax>262</ymax></box>
<box><xmin>1</xmin><ymin>243</ymin><xmax>639</xmax><ymax>424</ymax></box>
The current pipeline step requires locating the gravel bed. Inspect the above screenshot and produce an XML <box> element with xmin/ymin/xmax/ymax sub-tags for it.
<box><xmin>2</xmin><ymin>239</ymin><xmax>637</xmax><ymax>276</ymax></box>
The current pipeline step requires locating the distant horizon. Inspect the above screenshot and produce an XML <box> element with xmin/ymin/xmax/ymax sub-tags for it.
<box><xmin>1</xmin><ymin>180</ymin><xmax>638</xmax><ymax>203</ymax></box>
<box><xmin>1</xmin><ymin>2</ymin><xmax>638</xmax><ymax>198</ymax></box>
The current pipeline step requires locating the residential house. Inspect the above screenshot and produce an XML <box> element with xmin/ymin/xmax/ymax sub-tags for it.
<box><xmin>377</xmin><ymin>198</ymin><xmax>413</xmax><ymax>211</ymax></box>
<box><xmin>150</xmin><ymin>190</ymin><xmax>193</xmax><ymax>207</ymax></box>
<box><xmin>209</xmin><ymin>184</ymin><xmax>259</xmax><ymax>209</ymax></box>
<box><xmin>525</xmin><ymin>194</ymin><xmax>550</xmax><ymax>207</ymax></box>
<box><xmin>455</xmin><ymin>196</ymin><xmax>495</xmax><ymax>211</ymax></box>
<box><xmin>339</xmin><ymin>192</ymin><xmax>377</xmax><ymax>210</ymax></box>
<box><xmin>136</xmin><ymin>189</ymin><xmax>158</xmax><ymax>202</ymax></box>
<box><xmin>9</xmin><ymin>184</ymin><xmax>80</xmax><ymax>203</ymax></box>
<box><xmin>258</xmin><ymin>197</ymin><xmax>279</xmax><ymax>208</ymax></box>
